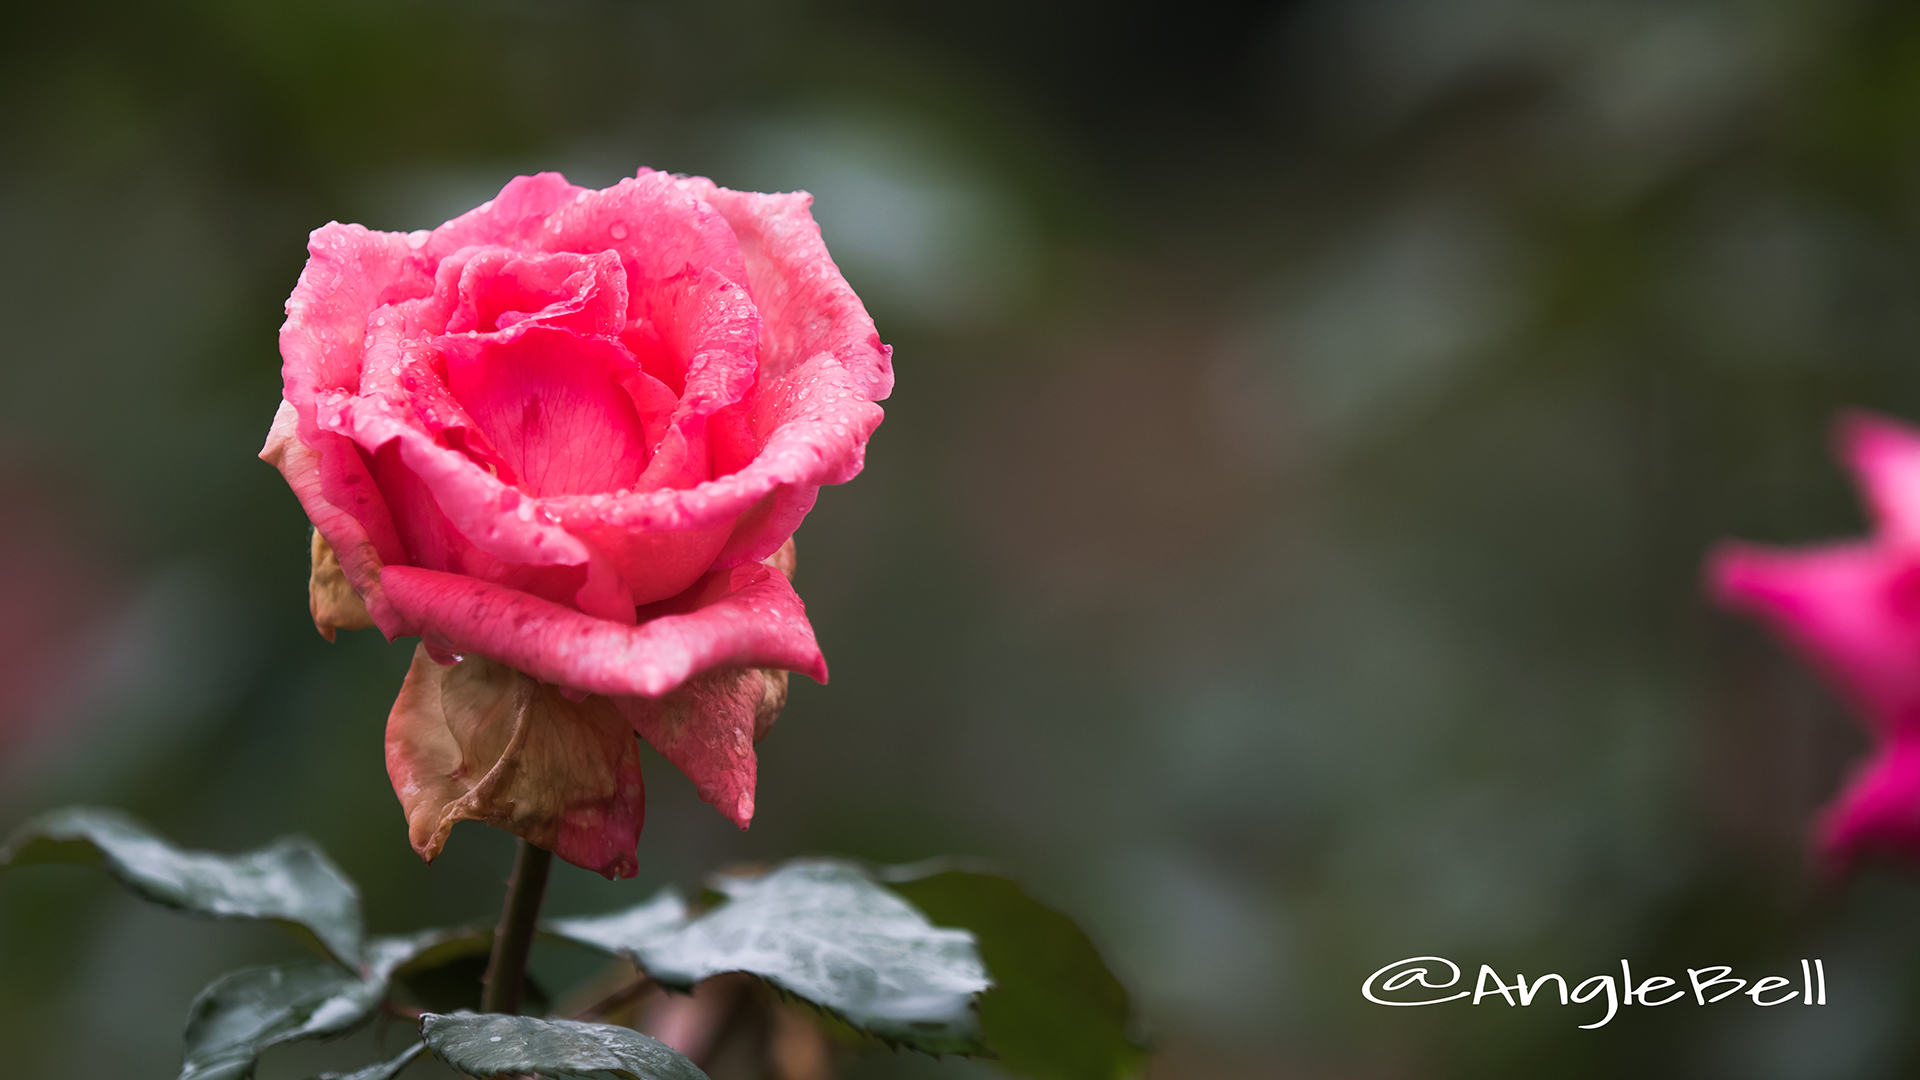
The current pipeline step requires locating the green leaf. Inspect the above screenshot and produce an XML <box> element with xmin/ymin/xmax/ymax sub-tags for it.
<box><xmin>637</xmin><ymin>860</ymin><xmax>989</xmax><ymax>1054</ymax></box>
<box><xmin>885</xmin><ymin>867</ymin><xmax>1148</xmax><ymax>1080</ymax></box>
<box><xmin>313</xmin><ymin>1041</ymin><xmax>427</xmax><ymax>1080</ymax></box>
<box><xmin>179</xmin><ymin>962</ymin><xmax>386</xmax><ymax>1080</ymax></box>
<box><xmin>544</xmin><ymin>886</ymin><xmax>688</xmax><ymax>956</ymax></box>
<box><xmin>0</xmin><ymin>806</ymin><xmax>364</xmax><ymax>967</ymax></box>
<box><xmin>179</xmin><ymin>929</ymin><xmax>473</xmax><ymax>1080</ymax></box>
<box><xmin>421</xmin><ymin>1012</ymin><xmax>709</xmax><ymax>1080</ymax></box>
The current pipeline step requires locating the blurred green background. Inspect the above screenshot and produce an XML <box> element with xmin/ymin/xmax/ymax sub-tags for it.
<box><xmin>7</xmin><ymin>0</ymin><xmax>1920</xmax><ymax>1076</ymax></box>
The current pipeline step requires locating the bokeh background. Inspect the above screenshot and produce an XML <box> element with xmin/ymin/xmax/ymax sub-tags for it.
<box><xmin>7</xmin><ymin>0</ymin><xmax>1920</xmax><ymax>1076</ymax></box>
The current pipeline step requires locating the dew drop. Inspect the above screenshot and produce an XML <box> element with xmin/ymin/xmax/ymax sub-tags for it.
<box><xmin>609</xmin><ymin>222</ymin><xmax>629</xmax><ymax>240</ymax></box>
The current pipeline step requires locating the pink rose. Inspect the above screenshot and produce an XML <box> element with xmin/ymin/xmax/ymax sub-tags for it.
<box><xmin>1709</xmin><ymin>412</ymin><xmax>1920</xmax><ymax>870</ymax></box>
<box><xmin>260</xmin><ymin>170</ymin><xmax>890</xmax><ymax>878</ymax></box>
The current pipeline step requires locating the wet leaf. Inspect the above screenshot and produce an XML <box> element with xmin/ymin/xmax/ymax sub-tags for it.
<box><xmin>638</xmin><ymin>860</ymin><xmax>989</xmax><ymax>1054</ymax></box>
<box><xmin>179</xmin><ymin>929</ymin><xmax>473</xmax><ymax>1080</ymax></box>
<box><xmin>545</xmin><ymin>886</ymin><xmax>689</xmax><ymax>957</ymax></box>
<box><xmin>421</xmin><ymin>1012</ymin><xmax>708</xmax><ymax>1080</ymax></box>
<box><xmin>179</xmin><ymin>962</ymin><xmax>385</xmax><ymax>1080</ymax></box>
<box><xmin>0</xmin><ymin>806</ymin><xmax>363</xmax><ymax>967</ymax></box>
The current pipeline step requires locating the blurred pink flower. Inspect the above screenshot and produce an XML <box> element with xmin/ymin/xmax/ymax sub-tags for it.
<box><xmin>1710</xmin><ymin>412</ymin><xmax>1920</xmax><ymax>870</ymax></box>
<box><xmin>263</xmin><ymin>170</ymin><xmax>890</xmax><ymax>877</ymax></box>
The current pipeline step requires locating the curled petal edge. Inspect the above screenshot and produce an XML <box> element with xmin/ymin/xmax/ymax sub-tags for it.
<box><xmin>378</xmin><ymin>562</ymin><xmax>826</xmax><ymax>700</ymax></box>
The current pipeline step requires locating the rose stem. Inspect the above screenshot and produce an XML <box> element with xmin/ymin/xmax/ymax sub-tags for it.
<box><xmin>481</xmin><ymin>837</ymin><xmax>554</xmax><ymax>1014</ymax></box>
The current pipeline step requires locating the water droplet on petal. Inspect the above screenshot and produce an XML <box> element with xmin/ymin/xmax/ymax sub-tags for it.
<box><xmin>609</xmin><ymin>222</ymin><xmax>629</xmax><ymax>240</ymax></box>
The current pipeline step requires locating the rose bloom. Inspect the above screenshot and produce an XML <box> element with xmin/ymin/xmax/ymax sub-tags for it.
<box><xmin>1710</xmin><ymin>412</ymin><xmax>1920</xmax><ymax>870</ymax></box>
<box><xmin>261</xmin><ymin>170</ymin><xmax>890</xmax><ymax>878</ymax></box>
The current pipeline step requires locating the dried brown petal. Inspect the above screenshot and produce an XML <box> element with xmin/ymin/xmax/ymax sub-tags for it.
<box><xmin>385</xmin><ymin>645</ymin><xmax>644</xmax><ymax>878</ymax></box>
<box><xmin>308</xmin><ymin>529</ymin><xmax>373</xmax><ymax>642</ymax></box>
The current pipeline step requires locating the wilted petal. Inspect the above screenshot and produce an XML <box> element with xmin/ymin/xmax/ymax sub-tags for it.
<box><xmin>307</xmin><ymin>530</ymin><xmax>372</xmax><ymax>642</ymax></box>
<box><xmin>616</xmin><ymin>667</ymin><xmax>789</xmax><ymax>829</ymax></box>
<box><xmin>384</xmin><ymin>645</ymin><xmax>643</xmax><ymax>879</ymax></box>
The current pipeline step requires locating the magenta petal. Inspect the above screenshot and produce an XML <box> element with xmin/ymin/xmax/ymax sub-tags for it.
<box><xmin>1841</xmin><ymin>411</ymin><xmax>1920</xmax><ymax>546</ymax></box>
<box><xmin>1710</xmin><ymin>540</ymin><xmax>1920</xmax><ymax>735</ymax></box>
<box><xmin>1818</xmin><ymin>738</ymin><xmax>1920</xmax><ymax>870</ymax></box>
<box><xmin>447</xmin><ymin>249</ymin><xmax>628</xmax><ymax>337</ymax></box>
<box><xmin>379</xmin><ymin>561</ymin><xmax>827</xmax><ymax>698</ymax></box>
<box><xmin>439</xmin><ymin>325</ymin><xmax>653</xmax><ymax>498</ymax></box>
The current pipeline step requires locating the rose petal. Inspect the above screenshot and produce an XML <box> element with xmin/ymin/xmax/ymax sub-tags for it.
<box><xmin>615</xmin><ymin>667</ymin><xmax>789</xmax><ymax>829</ymax></box>
<box><xmin>447</xmin><ymin>248</ymin><xmax>628</xmax><ymax>337</ymax></box>
<box><xmin>439</xmin><ymin>325</ymin><xmax>653</xmax><ymax>498</ymax></box>
<box><xmin>539</xmin><ymin>352</ymin><xmax>884</xmax><ymax>567</ymax></box>
<box><xmin>333</xmin><ymin>390</ymin><xmax>592</xmax><ymax>569</ymax></box>
<box><xmin>1842</xmin><ymin>410</ymin><xmax>1920</xmax><ymax>548</ymax></box>
<box><xmin>260</xmin><ymin>399</ymin><xmax>412</xmax><ymax>637</ymax></box>
<box><xmin>384</xmin><ymin>644</ymin><xmax>643</xmax><ymax>879</ymax></box>
<box><xmin>660</xmin><ymin>172</ymin><xmax>893</xmax><ymax>400</ymax></box>
<box><xmin>538</xmin><ymin>171</ymin><xmax>748</xmax><ymax>292</ymax></box>
<box><xmin>281</xmin><ymin>223</ymin><xmax>435</xmax><ymax>443</ymax></box>
<box><xmin>421</xmin><ymin>173</ymin><xmax>586</xmax><ymax>261</ymax></box>
<box><xmin>1818</xmin><ymin>737</ymin><xmax>1920</xmax><ymax>871</ymax></box>
<box><xmin>379</xmin><ymin>560</ymin><xmax>826</xmax><ymax>699</ymax></box>
<box><xmin>1710</xmin><ymin>540</ymin><xmax>1920</xmax><ymax>735</ymax></box>
<box><xmin>307</xmin><ymin>529</ymin><xmax>372</xmax><ymax>642</ymax></box>
<box><xmin>362</xmin><ymin>437</ymin><xmax>611</xmax><ymax>619</ymax></box>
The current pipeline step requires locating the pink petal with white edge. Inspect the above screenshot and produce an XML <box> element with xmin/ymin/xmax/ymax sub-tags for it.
<box><xmin>1710</xmin><ymin>540</ymin><xmax>1920</xmax><ymax>735</ymax></box>
<box><xmin>1818</xmin><ymin>737</ymin><xmax>1920</xmax><ymax>871</ymax></box>
<box><xmin>1841</xmin><ymin>410</ymin><xmax>1920</xmax><ymax>548</ymax></box>
<box><xmin>378</xmin><ymin>561</ymin><xmax>826</xmax><ymax>699</ymax></box>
